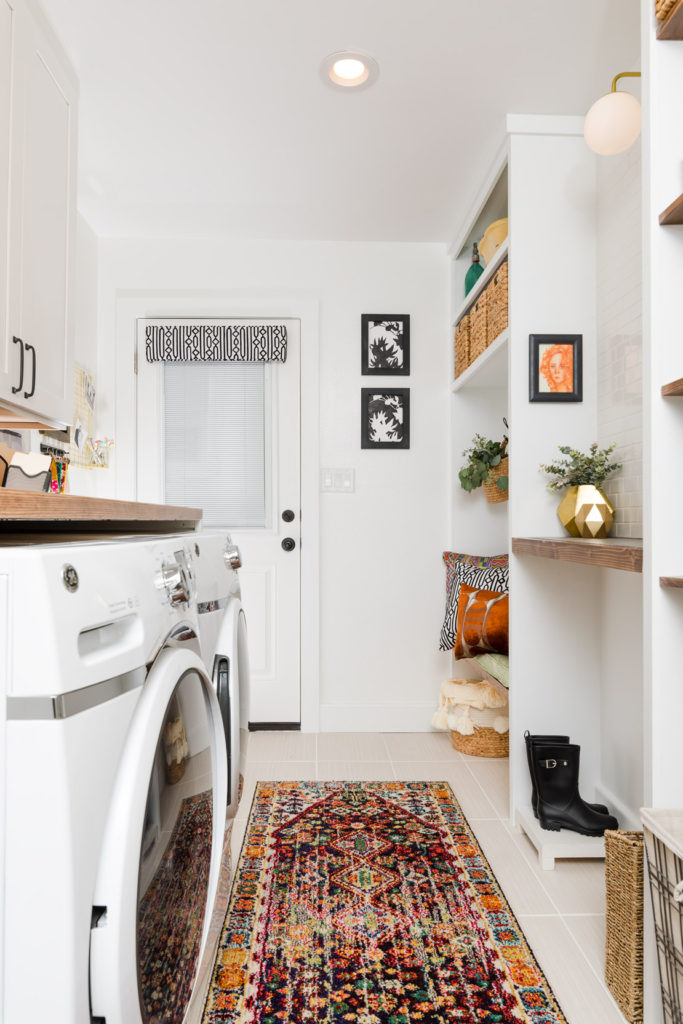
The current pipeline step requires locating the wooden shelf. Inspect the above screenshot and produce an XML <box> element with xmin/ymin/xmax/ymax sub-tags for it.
<box><xmin>662</xmin><ymin>377</ymin><xmax>683</xmax><ymax>397</ymax></box>
<box><xmin>512</xmin><ymin>536</ymin><xmax>643</xmax><ymax>573</ymax></box>
<box><xmin>661</xmin><ymin>577</ymin><xmax>683</xmax><ymax>589</ymax></box>
<box><xmin>451</xmin><ymin>238</ymin><xmax>509</xmax><ymax>328</ymax></box>
<box><xmin>659</xmin><ymin>192</ymin><xmax>683</xmax><ymax>225</ymax></box>
<box><xmin>657</xmin><ymin>0</ymin><xmax>683</xmax><ymax>39</ymax></box>
<box><xmin>0</xmin><ymin>491</ymin><xmax>202</xmax><ymax>533</ymax></box>
<box><xmin>451</xmin><ymin>329</ymin><xmax>508</xmax><ymax>392</ymax></box>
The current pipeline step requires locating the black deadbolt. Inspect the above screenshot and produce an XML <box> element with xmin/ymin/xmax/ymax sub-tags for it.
<box><xmin>282</xmin><ymin>509</ymin><xmax>295</xmax><ymax>523</ymax></box>
<box><xmin>281</xmin><ymin>537</ymin><xmax>296</xmax><ymax>552</ymax></box>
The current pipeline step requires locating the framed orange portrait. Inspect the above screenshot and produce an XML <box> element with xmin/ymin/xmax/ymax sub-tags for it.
<box><xmin>529</xmin><ymin>334</ymin><xmax>582</xmax><ymax>403</ymax></box>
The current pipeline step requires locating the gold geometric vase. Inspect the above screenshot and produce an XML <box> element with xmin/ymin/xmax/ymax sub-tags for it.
<box><xmin>557</xmin><ymin>485</ymin><xmax>615</xmax><ymax>539</ymax></box>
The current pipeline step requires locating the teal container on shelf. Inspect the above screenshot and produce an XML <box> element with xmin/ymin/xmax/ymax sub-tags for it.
<box><xmin>465</xmin><ymin>241</ymin><xmax>484</xmax><ymax>295</ymax></box>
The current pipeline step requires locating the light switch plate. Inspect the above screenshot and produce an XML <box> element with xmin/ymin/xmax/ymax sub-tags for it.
<box><xmin>321</xmin><ymin>468</ymin><xmax>355</xmax><ymax>493</ymax></box>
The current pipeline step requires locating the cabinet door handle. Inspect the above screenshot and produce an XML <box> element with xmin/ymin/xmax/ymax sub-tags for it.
<box><xmin>11</xmin><ymin>336</ymin><xmax>24</xmax><ymax>395</ymax></box>
<box><xmin>23</xmin><ymin>342</ymin><xmax>36</xmax><ymax>399</ymax></box>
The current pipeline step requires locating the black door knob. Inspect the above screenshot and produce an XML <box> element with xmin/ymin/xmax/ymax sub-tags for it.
<box><xmin>282</xmin><ymin>509</ymin><xmax>295</xmax><ymax>523</ymax></box>
<box><xmin>281</xmin><ymin>537</ymin><xmax>296</xmax><ymax>552</ymax></box>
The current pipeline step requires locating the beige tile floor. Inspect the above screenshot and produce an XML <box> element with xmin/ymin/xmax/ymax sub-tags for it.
<box><xmin>230</xmin><ymin>730</ymin><xmax>626</xmax><ymax>1024</ymax></box>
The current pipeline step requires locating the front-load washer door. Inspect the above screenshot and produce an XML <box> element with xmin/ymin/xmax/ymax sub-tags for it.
<box><xmin>89</xmin><ymin>645</ymin><xmax>228</xmax><ymax>1024</ymax></box>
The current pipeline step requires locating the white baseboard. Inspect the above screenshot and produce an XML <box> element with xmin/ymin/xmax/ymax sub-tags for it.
<box><xmin>319</xmin><ymin>702</ymin><xmax>437</xmax><ymax>733</ymax></box>
<box><xmin>594</xmin><ymin>781</ymin><xmax>641</xmax><ymax>831</ymax></box>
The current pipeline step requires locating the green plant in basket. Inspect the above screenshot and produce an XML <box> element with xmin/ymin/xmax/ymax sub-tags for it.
<box><xmin>539</xmin><ymin>442</ymin><xmax>622</xmax><ymax>493</ymax></box>
<box><xmin>459</xmin><ymin>432</ymin><xmax>509</xmax><ymax>493</ymax></box>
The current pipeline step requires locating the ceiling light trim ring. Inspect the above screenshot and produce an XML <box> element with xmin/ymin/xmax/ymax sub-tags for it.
<box><xmin>320</xmin><ymin>51</ymin><xmax>379</xmax><ymax>91</ymax></box>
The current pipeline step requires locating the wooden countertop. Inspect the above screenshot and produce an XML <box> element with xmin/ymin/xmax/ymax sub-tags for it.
<box><xmin>0</xmin><ymin>491</ymin><xmax>202</xmax><ymax>533</ymax></box>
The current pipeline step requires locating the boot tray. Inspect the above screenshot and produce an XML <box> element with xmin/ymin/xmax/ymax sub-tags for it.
<box><xmin>517</xmin><ymin>806</ymin><xmax>606</xmax><ymax>870</ymax></box>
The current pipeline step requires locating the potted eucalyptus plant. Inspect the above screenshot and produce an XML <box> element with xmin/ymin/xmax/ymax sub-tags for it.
<box><xmin>539</xmin><ymin>442</ymin><xmax>622</xmax><ymax>538</ymax></box>
<box><xmin>459</xmin><ymin>431</ymin><xmax>509</xmax><ymax>504</ymax></box>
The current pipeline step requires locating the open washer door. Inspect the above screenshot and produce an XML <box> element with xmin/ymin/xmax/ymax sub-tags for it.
<box><xmin>212</xmin><ymin>598</ymin><xmax>250</xmax><ymax>820</ymax></box>
<box><xmin>90</xmin><ymin>644</ymin><xmax>228</xmax><ymax>1024</ymax></box>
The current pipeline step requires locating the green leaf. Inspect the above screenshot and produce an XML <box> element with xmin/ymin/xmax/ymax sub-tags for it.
<box><xmin>497</xmin><ymin>476</ymin><xmax>508</xmax><ymax>490</ymax></box>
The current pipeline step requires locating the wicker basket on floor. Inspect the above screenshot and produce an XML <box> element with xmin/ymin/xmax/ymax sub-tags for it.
<box><xmin>483</xmin><ymin>456</ymin><xmax>509</xmax><ymax>504</ymax></box>
<box><xmin>454</xmin><ymin>315</ymin><xmax>470</xmax><ymax>379</ymax></box>
<box><xmin>469</xmin><ymin>292</ymin><xmax>488</xmax><ymax>362</ymax></box>
<box><xmin>487</xmin><ymin>259</ymin><xmax>508</xmax><ymax>344</ymax></box>
<box><xmin>450</xmin><ymin>726</ymin><xmax>508</xmax><ymax>758</ymax></box>
<box><xmin>605</xmin><ymin>829</ymin><xmax>644</xmax><ymax>1024</ymax></box>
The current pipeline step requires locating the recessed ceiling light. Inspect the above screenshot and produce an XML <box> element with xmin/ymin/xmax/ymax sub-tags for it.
<box><xmin>320</xmin><ymin>51</ymin><xmax>379</xmax><ymax>91</ymax></box>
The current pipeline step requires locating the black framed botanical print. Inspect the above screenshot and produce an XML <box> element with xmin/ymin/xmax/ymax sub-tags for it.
<box><xmin>361</xmin><ymin>388</ymin><xmax>410</xmax><ymax>449</ymax></box>
<box><xmin>529</xmin><ymin>334</ymin><xmax>583</xmax><ymax>403</ymax></box>
<box><xmin>361</xmin><ymin>314</ymin><xmax>410</xmax><ymax>375</ymax></box>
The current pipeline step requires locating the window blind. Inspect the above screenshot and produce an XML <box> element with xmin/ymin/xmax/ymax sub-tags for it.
<box><xmin>163</xmin><ymin>361</ymin><xmax>266</xmax><ymax>528</ymax></box>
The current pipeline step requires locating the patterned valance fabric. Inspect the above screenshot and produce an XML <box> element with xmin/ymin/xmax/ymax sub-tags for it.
<box><xmin>143</xmin><ymin>319</ymin><xmax>287</xmax><ymax>363</ymax></box>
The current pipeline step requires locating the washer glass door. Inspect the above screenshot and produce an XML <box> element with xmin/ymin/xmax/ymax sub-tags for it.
<box><xmin>137</xmin><ymin>670</ymin><xmax>215</xmax><ymax>1022</ymax></box>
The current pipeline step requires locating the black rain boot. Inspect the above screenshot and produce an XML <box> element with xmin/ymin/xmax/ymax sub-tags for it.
<box><xmin>524</xmin><ymin>731</ymin><xmax>609</xmax><ymax>818</ymax></box>
<box><xmin>533</xmin><ymin>741</ymin><xmax>618</xmax><ymax>836</ymax></box>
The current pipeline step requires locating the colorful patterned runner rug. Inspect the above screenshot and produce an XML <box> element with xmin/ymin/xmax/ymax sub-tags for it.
<box><xmin>203</xmin><ymin>781</ymin><xmax>566</xmax><ymax>1023</ymax></box>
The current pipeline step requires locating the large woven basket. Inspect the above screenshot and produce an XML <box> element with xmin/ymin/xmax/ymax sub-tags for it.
<box><xmin>450</xmin><ymin>726</ymin><xmax>509</xmax><ymax>758</ymax></box>
<box><xmin>487</xmin><ymin>259</ymin><xmax>508</xmax><ymax>344</ymax></box>
<box><xmin>483</xmin><ymin>456</ymin><xmax>509</xmax><ymax>504</ymax></box>
<box><xmin>656</xmin><ymin>0</ymin><xmax>677</xmax><ymax>18</ymax></box>
<box><xmin>605</xmin><ymin>830</ymin><xmax>644</xmax><ymax>1024</ymax></box>
<box><xmin>454</xmin><ymin>315</ymin><xmax>470</xmax><ymax>379</ymax></box>
<box><xmin>469</xmin><ymin>292</ymin><xmax>488</xmax><ymax>362</ymax></box>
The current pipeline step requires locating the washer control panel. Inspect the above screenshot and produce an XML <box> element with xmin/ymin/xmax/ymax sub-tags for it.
<box><xmin>154</xmin><ymin>549</ymin><xmax>194</xmax><ymax>608</ymax></box>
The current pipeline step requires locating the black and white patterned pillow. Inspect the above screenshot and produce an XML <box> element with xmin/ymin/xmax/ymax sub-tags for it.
<box><xmin>439</xmin><ymin>551</ymin><xmax>509</xmax><ymax>651</ymax></box>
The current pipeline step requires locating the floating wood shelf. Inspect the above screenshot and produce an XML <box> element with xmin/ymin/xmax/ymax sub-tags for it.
<box><xmin>662</xmin><ymin>377</ymin><xmax>683</xmax><ymax>397</ymax></box>
<box><xmin>512</xmin><ymin>536</ymin><xmax>643</xmax><ymax>573</ymax></box>
<box><xmin>659</xmin><ymin>192</ymin><xmax>683</xmax><ymax>225</ymax></box>
<box><xmin>0</xmin><ymin>492</ymin><xmax>202</xmax><ymax>533</ymax></box>
<box><xmin>657</xmin><ymin>0</ymin><xmax>683</xmax><ymax>39</ymax></box>
<box><xmin>661</xmin><ymin>577</ymin><xmax>683</xmax><ymax>589</ymax></box>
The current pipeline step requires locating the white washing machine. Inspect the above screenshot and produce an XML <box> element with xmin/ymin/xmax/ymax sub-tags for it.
<box><xmin>1</xmin><ymin>531</ymin><xmax>247</xmax><ymax>1024</ymax></box>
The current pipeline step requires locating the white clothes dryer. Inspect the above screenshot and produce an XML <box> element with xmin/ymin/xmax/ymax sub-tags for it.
<box><xmin>0</xmin><ymin>532</ymin><xmax>240</xmax><ymax>1024</ymax></box>
<box><xmin>193</xmin><ymin>532</ymin><xmax>250</xmax><ymax>820</ymax></box>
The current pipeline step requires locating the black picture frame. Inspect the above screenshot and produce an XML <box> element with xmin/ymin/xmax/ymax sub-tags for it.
<box><xmin>361</xmin><ymin>388</ymin><xmax>410</xmax><ymax>449</ymax></box>
<box><xmin>361</xmin><ymin>314</ymin><xmax>410</xmax><ymax>376</ymax></box>
<box><xmin>529</xmin><ymin>334</ymin><xmax>583</xmax><ymax>403</ymax></box>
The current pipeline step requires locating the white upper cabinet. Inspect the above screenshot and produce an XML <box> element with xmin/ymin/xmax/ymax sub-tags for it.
<box><xmin>0</xmin><ymin>0</ymin><xmax>77</xmax><ymax>428</ymax></box>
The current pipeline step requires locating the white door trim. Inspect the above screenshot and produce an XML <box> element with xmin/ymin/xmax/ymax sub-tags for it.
<box><xmin>112</xmin><ymin>289</ymin><xmax>320</xmax><ymax>732</ymax></box>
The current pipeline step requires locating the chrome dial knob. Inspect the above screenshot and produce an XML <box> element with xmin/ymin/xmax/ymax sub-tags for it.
<box><xmin>224</xmin><ymin>543</ymin><xmax>242</xmax><ymax>570</ymax></box>
<box><xmin>154</xmin><ymin>561</ymin><xmax>191</xmax><ymax>606</ymax></box>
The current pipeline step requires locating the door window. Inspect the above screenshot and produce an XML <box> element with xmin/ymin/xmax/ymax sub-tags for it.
<box><xmin>136</xmin><ymin>670</ymin><xmax>214</xmax><ymax>1023</ymax></box>
<box><xmin>163</xmin><ymin>360</ymin><xmax>267</xmax><ymax>528</ymax></box>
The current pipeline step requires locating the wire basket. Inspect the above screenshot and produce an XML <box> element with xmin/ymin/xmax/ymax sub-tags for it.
<box><xmin>642</xmin><ymin>809</ymin><xmax>683</xmax><ymax>1024</ymax></box>
<box><xmin>605</xmin><ymin>830</ymin><xmax>644</xmax><ymax>1023</ymax></box>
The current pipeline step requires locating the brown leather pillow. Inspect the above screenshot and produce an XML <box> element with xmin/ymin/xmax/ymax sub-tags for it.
<box><xmin>454</xmin><ymin>583</ymin><xmax>509</xmax><ymax>659</ymax></box>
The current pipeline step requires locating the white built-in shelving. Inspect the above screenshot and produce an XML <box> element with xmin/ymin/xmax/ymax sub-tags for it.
<box><xmin>451</xmin><ymin>329</ymin><xmax>508</xmax><ymax>393</ymax></box>
<box><xmin>451</xmin><ymin>239</ymin><xmax>509</xmax><ymax>329</ymax></box>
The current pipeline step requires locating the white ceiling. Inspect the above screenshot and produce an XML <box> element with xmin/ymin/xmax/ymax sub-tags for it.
<box><xmin>40</xmin><ymin>0</ymin><xmax>640</xmax><ymax>242</ymax></box>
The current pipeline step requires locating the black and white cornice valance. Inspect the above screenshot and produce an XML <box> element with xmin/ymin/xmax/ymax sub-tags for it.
<box><xmin>143</xmin><ymin>319</ymin><xmax>288</xmax><ymax>363</ymax></box>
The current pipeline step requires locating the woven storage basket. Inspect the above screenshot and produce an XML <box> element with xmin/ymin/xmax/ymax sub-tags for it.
<box><xmin>605</xmin><ymin>830</ymin><xmax>644</xmax><ymax>1024</ymax></box>
<box><xmin>167</xmin><ymin>758</ymin><xmax>185</xmax><ymax>785</ymax></box>
<box><xmin>656</xmin><ymin>0</ymin><xmax>677</xmax><ymax>18</ymax></box>
<box><xmin>487</xmin><ymin>259</ymin><xmax>508</xmax><ymax>344</ymax></box>
<box><xmin>483</xmin><ymin>456</ymin><xmax>509</xmax><ymax>504</ymax></box>
<box><xmin>454</xmin><ymin>315</ymin><xmax>470</xmax><ymax>379</ymax></box>
<box><xmin>450</xmin><ymin>726</ymin><xmax>509</xmax><ymax>758</ymax></box>
<box><xmin>469</xmin><ymin>292</ymin><xmax>488</xmax><ymax>362</ymax></box>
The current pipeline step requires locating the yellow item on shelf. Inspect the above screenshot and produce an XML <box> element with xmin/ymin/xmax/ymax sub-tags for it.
<box><xmin>479</xmin><ymin>217</ymin><xmax>508</xmax><ymax>266</ymax></box>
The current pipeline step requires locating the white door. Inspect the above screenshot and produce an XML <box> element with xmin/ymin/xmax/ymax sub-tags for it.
<box><xmin>136</xmin><ymin>318</ymin><xmax>301</xmax><ymax>725</ymax></box>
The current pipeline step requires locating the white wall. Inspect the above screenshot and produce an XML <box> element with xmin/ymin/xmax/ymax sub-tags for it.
<box><xmin>597</xmin><ymin>141</ymin><xmax>643</xmax><ymax>539</ymax></box>
<box><xmin>96</xmin><ymin>239</ymin><xmax>449</xmax><ymax>730</ymax></box>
